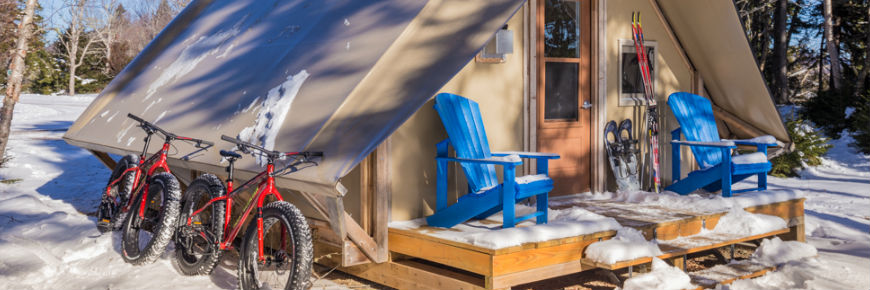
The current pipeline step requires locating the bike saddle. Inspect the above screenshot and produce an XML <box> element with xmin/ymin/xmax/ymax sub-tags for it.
<box><xmin>219</xmin><ymin>150</ymin><xmax>242</xmax><ymax>159</ymax></box>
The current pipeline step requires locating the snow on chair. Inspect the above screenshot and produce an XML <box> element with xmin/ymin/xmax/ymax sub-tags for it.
<box><xmin>666</xmin><ymin>92</ymin><xmax>777</xmax><ymax>197</ymax></box>
<box><xmin>427</xmin><ymin>93</ymin><xmax>560</xmax><ymax>228</ymax></box>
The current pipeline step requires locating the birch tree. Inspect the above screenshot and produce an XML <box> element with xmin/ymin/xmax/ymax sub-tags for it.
<box><xmin>86</xmin><ymin>0</ymin><xmax>121</xmax><ymax>75</ymax></box>
<box><xmin>54</xmin><ymin>0</ymin><xmax>99</xmax><ymax>95</ymax></box>
<box><xmin>0</xmin><ymin>0</ymin><xmax>39</xmax><ymax>161</ymax></box>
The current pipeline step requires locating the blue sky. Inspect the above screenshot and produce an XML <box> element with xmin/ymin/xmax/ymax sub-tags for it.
<box><xmin>38</xmin><ymin>0</ymin><xmax>144</xmax><ymax>41</ymax></box>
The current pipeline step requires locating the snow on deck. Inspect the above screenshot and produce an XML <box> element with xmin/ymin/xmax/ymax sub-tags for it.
<box><xmin>390</xmin><ymin>188</ymin><xmax>801</xmax><ymax>251</ymax></box>
<box><xmin>390</xmin><ymin>205</ymin><xmax>621</xmax><ymax>249</ymax></box>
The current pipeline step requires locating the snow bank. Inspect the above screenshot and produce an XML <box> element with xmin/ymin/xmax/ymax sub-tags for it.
<box><xmin>238</xmin><ymin>70</ymin><xmax>309</xmax><ymax>165</ymax></box>
<box><xmin>726</xmin><ymin>258</ymin><xmax>851</xmax><ymax>290</ymax></box>
<box><xmin>390</xmin><ymin>205</ymin><xmax>621</xmax><ymax>249</ymax></box>
<box><xmin>584</xmin><ymin>227</ymin><xmax>662</xmax><ymax>264</ymax></box>
<box><xmin>713</xmin><ymin>208</ymin><xmax>786</xmax><ymax>236</ymax></box>
<box><xmin>622</xmin><ymin>258</ymin><xmax>695</xmax><ymax>290</ymax></box>
<box><xmin>751</xmin><ymin>237</ymin><xmax>817</xmax><ymax>266</ymax></box>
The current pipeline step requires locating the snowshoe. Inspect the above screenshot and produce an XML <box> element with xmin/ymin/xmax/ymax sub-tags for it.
<box><xmin>616</xmin><ymin>119</ymin><xmax>641</xmax><ymax>191</ymax></box>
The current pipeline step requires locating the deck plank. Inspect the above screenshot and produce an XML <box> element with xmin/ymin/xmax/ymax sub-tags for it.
<box><xmin>688</xmin><ymin>260</ymin><xmax>775</xmax><ymax>289</ymax></box>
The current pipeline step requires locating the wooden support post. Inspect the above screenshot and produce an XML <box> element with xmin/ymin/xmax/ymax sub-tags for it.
<box><xmin>374</xmin><ymin>138</ymin><xmax>391</xmax><ymax>261</ymax></box>
<box><xmin>359</xmin><ymin>154</ymin><xmax>373</xmax><ymax>234</ymax></box>
<box><xmin>344</xmin><ymin>212</ymin><xmax>381</xmax><ymax>263</ymax></box>
<box><xmin>777</xmin><ymin>215</ymin><xmax>806</xmax><ymax>242</ymax></box>
<box><xmin>88</xmin><ymin>150</ymin><xmax>117</xmax><ymax>170</ymax></box>
<box><xmin>671</xmin><ymin>255</ymin><xmax>686</xmax><ymax>271</ymax></box>
<box><xmin>692</xmin><ymin>71</ymin><xmax>704</xmax><ymax>96</ymax></box>
<box><xmin>324</xmin><ymin>196</ymin><xmax>347</xmax><ymax>244</ymax></box>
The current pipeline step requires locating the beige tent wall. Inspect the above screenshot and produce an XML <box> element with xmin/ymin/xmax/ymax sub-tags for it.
<box><xmin>382</xmin><ymin>8</ymin><xmax>528</xmax><ymax>222</ymax></box>
<box><xmin>604</xmin><ymin>0</ymin><xmax>695</xmax><ymax>190</ymax></box>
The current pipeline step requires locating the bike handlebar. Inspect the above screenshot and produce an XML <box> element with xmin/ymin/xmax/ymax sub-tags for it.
<box><xmin>127</xmin><ymin>113</ymin><xmax>214</xmax><ymax>147</ymax></box>
<box><xmin>220</xmin><ymin>135</ymin><xmax>322</xmax><ymax>161</ymax></box>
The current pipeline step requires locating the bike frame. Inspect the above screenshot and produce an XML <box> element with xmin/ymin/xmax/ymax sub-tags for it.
<box><xmin>187</xmin><ymin>163</ymin><xmax>283</xmax><ymax>261</ymax></box>
<box><xmin>104</xmin><ymin>132</ymin><xmax>173</xmax><ymax>219</ymax></box>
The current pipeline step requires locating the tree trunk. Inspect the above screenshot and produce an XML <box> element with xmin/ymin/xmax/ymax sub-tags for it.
<box><xmin>817</xmin><ymin>35</ymin><xmax>825</xmax><ymax>96</ymax></box>
<box><xmin>823</xmin><ymin>0</ymin><xmax>842</xmax><ymax>90</ymax></box>
<box><xmin>0</xmin><ymin>0</ymin><xmax>39</xmax><ymax>160</ymax></box>
<box><xmin>784</xmin><ymin>1</ymin><xmax>802</xmax><ymax>102</ymax></box>
<box><xmin>68</xmin><ymin>63</ymin><xmax>77</xmax><ymax>96</ymax></box>
<box><xmin>856</xmin><ymin>4</ymin><xmax>870</xmax><ymax>95</ymax></box>
<box><xmin>757</xmin><ymin>13</ymin><xmax>772</xmax><ymax>72</ymax></box>
<box><xmin>772</xmin><ymin>0</ymin><xmax>789</xmax><ymax>103</ymax></box>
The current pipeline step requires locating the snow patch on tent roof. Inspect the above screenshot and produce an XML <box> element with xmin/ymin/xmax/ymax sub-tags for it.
<box><xmin>238</xmin><ymin>70</ymin><xmax>310</xmax><ymax>165</ymax></box>
<box><xmin>116</xmin><ymin>123</ymin><xmax>134</xmax><ymax>144</ymax></box>
<box><xmin>143</xmin><ymin>22</ymin><xmax>243</xmax><ymax>102</ymax></box>
<box><xmin>106</xmin><ymin>111</ymin><xmax>118</xmax><ymax>123</ymax></box>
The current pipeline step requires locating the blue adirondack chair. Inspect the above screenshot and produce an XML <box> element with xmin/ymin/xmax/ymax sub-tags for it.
<box><xmin>427</xmin><ymin>93</ymin><xmax>560</xmax><ymax>228</ymax></box>
<box><xmin>666</xmin><ymin>92</ymin><xmax>777</xmax><ymax>197</ymax></box>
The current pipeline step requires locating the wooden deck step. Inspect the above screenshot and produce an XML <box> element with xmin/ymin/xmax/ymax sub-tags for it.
<box><xmin>688</xmin><ymin>260</ymin><xmax>774</xmax><ymax>289</ymax></box>
<box><xmin>580</xmin><ymin>228</ymin><xmax>790</xmax><ymax>271</ymax></box>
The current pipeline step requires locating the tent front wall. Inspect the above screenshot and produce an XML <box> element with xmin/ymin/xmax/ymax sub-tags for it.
<box><xmin>368</xmin><ymin>0</ymin><xmax>788</xmax><ymax>222</ymax></box>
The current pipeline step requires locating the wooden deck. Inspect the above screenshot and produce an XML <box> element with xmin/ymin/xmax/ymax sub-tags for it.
<box><xmin>317</xmin><ymin>198</ymin><xmax>805</xmax><ymax>290</ymax></box>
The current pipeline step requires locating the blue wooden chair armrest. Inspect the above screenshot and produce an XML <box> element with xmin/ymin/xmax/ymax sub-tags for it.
<box><xmin>435</xmin><ymin>156</ymin><xmax>523</xmax><ymax>166</ymax></box>
<box><xmin>729</xmin><ymin>140</ymin><xmax>778</xmax><ymax>147</ymax></box>
<box><xmin>491</xmin><ymin>151</ymin><xmax>561</xmax><ymax>159</ymax></box>
<box><xmin>671</xmin><ymin>140</ymin><xmax>737</xmax><ymax>148</ymax></box>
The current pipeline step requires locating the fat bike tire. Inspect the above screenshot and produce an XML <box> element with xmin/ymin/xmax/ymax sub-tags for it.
<box><xmin>175</xmin><ymin>174</ymin><xmax>226</xmax><ymax>275</ymax></box>
<box><xmin>121</xmin><ymin>172</ymin><xmax>181</xmax><ymax>265</ymax></box>
<box><xmin>237</xmin><ymin>201</ymin><xmax>313</xmax><ymax>290</ymax></box>
<box><xmin>97</xmin><ymin>154</ymin><xmax>138</xmax><ymax>233</ymax></box>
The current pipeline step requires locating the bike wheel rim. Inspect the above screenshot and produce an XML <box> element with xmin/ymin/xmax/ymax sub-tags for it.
<box><xmin>251</xmin><ymin>216</ymin><xmax>296</xmax><ymax>289</ymax></box>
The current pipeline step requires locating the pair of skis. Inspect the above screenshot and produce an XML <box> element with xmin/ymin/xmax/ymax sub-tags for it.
<box><xmin>631</xmin><ymin>12</ymin><xmax>661</xmax><ymax>193</ymax></box>
<box><xmin>605</xmin><ymin>119</ymin><xmax>640</xmax><ymax>191</ymax></box>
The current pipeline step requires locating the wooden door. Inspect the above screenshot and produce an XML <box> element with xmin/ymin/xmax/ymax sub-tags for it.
<box><xmin>536</xmin><ymin>0</ymin><xmax>592</xmax><ymax>195</ymax></box>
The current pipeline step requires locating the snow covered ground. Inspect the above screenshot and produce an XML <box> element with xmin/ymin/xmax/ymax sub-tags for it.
<box><xmin>0</xmin><ymin>94</ymin><xmax>867</xmax><ymax>290</ymax></box>
<box><xmin>722</xmin><ymin>133</ymin><xmax>870</xmax><ymax>290</ymax></box>
<box><xmin>0</xmin><ymin>94</ymin><xmax>348</xmax><ymax>290</ymax></box>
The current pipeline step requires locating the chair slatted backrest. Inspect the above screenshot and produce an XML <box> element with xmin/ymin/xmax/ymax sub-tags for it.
<box><xmin>434</xmin><ymin>93</ymin><xmax>498</xmax><ymax>192</ymax></box>
<box><xmin>667</xmin><ymin>92</ymin><xmax>723</xmax><ymax>168</ymax></box>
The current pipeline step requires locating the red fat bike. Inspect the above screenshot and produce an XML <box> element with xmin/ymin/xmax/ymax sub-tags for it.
<box><xmin>98</xmin><ymin>113</ymin><xmax>212</xmax><ymax>265</ymax></box>
<box><xmin>175</xmin><ymin>135</ymin><xmax>321</xmax><ymax>290</ymax></box>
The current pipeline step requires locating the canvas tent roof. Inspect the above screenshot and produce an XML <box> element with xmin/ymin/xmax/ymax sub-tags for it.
<box><xmin>63</xmin><ymin>0</ymin><xmax>525</xmax><ymax>197</ymax></box>
<box><xmin>656</xmin><ymin>0</ymin><xmax>790</xmax><ymax>142</ymax></box>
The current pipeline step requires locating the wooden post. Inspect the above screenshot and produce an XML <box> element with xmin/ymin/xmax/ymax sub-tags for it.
<box><xmin>359</xmin><ymin>154</ymin><xmax>373</xmax><ymax>234</ymax></box>
<box><xmin>374</xmin><ymin>137</ymin><xmax>391</xmax><ymax>261</ymax></box>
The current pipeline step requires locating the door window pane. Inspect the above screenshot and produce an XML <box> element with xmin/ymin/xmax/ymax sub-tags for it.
<box><xmin>544</xmin><ymin>62</ymin><xmax>579</xmax><ymax>120</ymax></box>
<box><xmin>545</xmin><ymin>0</ymin><xmax>581</xmax><ymax>58</ymax></box>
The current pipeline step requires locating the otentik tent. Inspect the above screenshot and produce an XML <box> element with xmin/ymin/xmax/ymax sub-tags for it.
<box><xmin>63</xmin><ymin>0</ymin><xmax>525</xmax><ymax>197</ymax></box>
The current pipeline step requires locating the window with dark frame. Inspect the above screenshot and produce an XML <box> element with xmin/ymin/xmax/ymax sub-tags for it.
<box><xmin>619</xmin><ymin>41</ymin><xmax>655</xmax><ymax>106</ymax></box>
